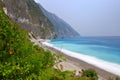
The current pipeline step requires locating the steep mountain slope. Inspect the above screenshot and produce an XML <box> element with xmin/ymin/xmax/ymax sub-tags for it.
<box><xmin>1</xmin><ymin>0</ymin><xmax>55</xmax><ymax>39</ymax></box>
<box><xmin>1</xmin><ymin>0</ymin><xmax>80</xmax><ymax>39</ymax></box>
<box><xmin>38</xmin><ymin>4</ymin><xmax>80</xmax><ymax>38</ymax></box>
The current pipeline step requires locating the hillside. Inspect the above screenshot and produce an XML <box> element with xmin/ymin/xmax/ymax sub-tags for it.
<box><xmin>0</xmin><ymin>3</ymin><xmax>98</xmax><ymax>80</ymax></box>
<box><xmin>0</xmin><ymin>2</ymin><xmax>70</xmax><ymax>79</ymax></box>
<box><xmin>1</xmin><ymin>0</ymin><xmax>80</xmax><ymax>39</ymax></box>
<box><xmin>2</xmin><ymin>0</ymin><xmax>55</xmax><ymax>39</ymax></box>
<box><xmin>38</xmin><ymin>4</ymin><xmax>80</xmax><ymax>38</ymax></box>
<box><xmin>0</xmin><ymin>0</ymin><xmax>99</xmax><ymax>80</ymax></box>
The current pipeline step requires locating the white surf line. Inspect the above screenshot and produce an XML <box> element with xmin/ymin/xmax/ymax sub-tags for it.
<box><xmin>42</xmin><ymin>42</ymin><xmax>120</xmax><ymax>77</ymax></box>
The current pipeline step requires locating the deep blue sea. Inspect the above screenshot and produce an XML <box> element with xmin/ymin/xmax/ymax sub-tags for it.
<box><xmin>49</xmin><ymin>36</ymin><xmax>120</xmax><ymax>65</ymax></box>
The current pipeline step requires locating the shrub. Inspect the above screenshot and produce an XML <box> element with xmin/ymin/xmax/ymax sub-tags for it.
<box><xmin>82</xmin><ymin>69</ymin><xmax>98</xmax><ymax>80</ymax></box>
<box><xmin>116</xmin><ymin>77</ymin><xmax>120</xmax><ymax>80</ymax></box>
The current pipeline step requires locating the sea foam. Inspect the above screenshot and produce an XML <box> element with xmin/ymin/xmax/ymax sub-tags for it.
<box><xmin>43</xmin><ymin>42</ymin><xmax>120</xmax><ymax>76</ymax></box>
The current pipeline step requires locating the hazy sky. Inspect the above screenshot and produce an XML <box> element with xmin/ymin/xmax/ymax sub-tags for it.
<box><xmin>34</xmin><ymin>0</ymin><xmax>120</xmax><ymax>36</ymax></box>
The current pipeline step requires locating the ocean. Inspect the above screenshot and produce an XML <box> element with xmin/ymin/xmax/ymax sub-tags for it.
<box><xmin>47</xmin><ymin>36</ymin><xmax>120</xmax><ymax>75</ymax></box>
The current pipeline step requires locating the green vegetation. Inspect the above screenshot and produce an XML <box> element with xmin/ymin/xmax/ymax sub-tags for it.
<box><xmin>0</xmin><ymin>8</ymin><xmax>98</xmax><ymax>80</ymax></box>
<box><xmin>115</xmin><ymin>77</ymin><xmax>120</xmax><ymax>80</ymax></box>
<box><xmin>81</xmin><ymin>69</ymin><xmax>98</xmax><ymax>80</ymax></box>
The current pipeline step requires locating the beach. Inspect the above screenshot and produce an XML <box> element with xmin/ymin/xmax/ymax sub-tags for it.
<box><xmin>30</xmin><ymin>37</ymin><xmax>120</xmax><ymax>80</ymax></box>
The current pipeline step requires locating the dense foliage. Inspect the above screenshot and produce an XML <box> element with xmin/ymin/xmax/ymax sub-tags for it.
<box><xmin>0</xmin><ymin>9</ymin><xmax>58</xmax><ymax>79</ymax></box>
<box><xmin>0</xmin><ymin>9</ymin><xmax>98</xmax><ymax>80</ymax></box>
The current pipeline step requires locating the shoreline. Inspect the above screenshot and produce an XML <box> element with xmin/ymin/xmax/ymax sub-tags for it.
<box><xmin>30</xmin><ymin>37</ymin><xmax>120</xmax><ymax>80</ymax></box>
<box><xmin>42</xmin><ymin>42</ymin><xmax>120</xmax><ymax>80</ymax></box>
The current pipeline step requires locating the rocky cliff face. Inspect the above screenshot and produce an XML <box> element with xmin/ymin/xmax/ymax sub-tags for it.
<box><xmin>1</xmin><ymin>0</ymin><xmax>80</xmax><ymax>39</ymax></box>
<box><xmin>1</xmin><ymin>0</ymin><xmax>55</xmax><ymax>39</ymax></box>
<box><xmin>38</xmin><ymin>4</ymin><xmax>80</xmax><ymax>38</ymax></box>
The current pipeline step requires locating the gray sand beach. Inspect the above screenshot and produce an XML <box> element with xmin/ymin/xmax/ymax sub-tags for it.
<box><xmin>30</xmin><ymin>37</ymin><xmax>119</xmax><ymax>80</ymax></box>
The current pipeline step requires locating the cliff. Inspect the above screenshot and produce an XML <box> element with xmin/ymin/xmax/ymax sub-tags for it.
<box><xmin>1</xmin><ymin>0</ymin><xmax>80</xmax><ymax>39</ymax></box>
<box><xmin>38</xmin><ymin>4</ymin><xmax>80</xmax><ymax>38</ymax></box>
<box><xmin>1</xmin><ymin>0</ymin><xmax>55</xmax><ymax>39</ymax></box>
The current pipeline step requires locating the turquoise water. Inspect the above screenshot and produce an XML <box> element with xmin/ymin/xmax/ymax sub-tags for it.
<box><xmin>49</xmin><ymin>37</ymin><xmax>120</xmax><ymax>65</ymax></box>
